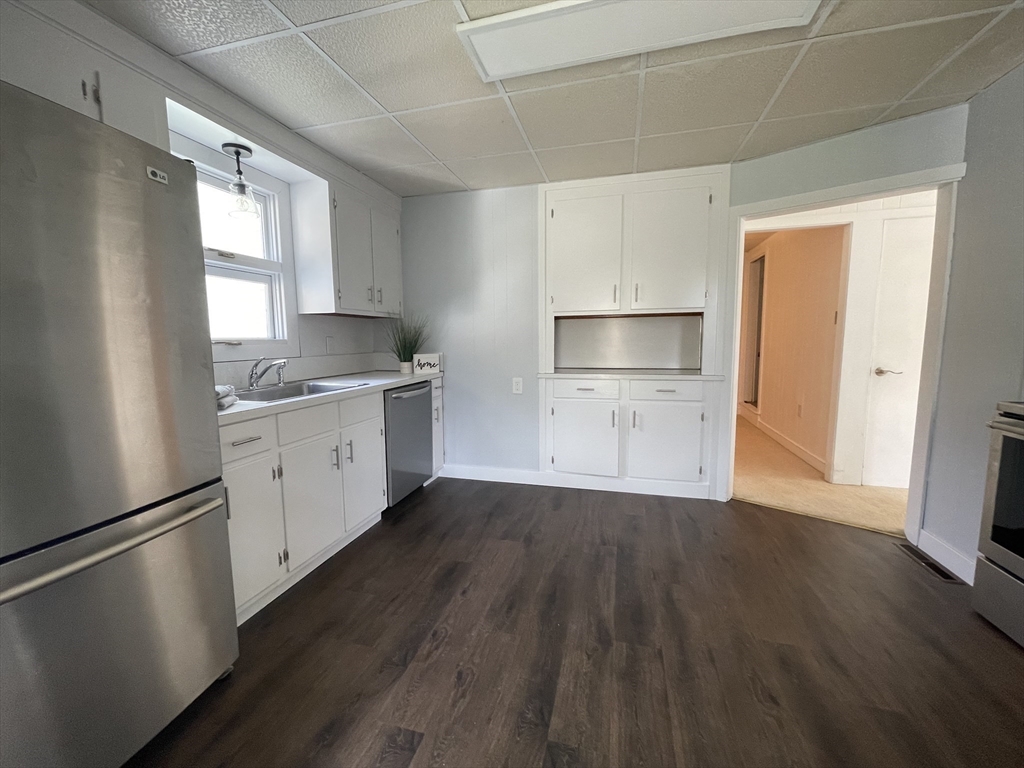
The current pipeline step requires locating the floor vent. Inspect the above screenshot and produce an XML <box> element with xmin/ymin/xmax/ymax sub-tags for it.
<box><xmin>895</xmin><ymin>543</ymin><xmax>963</xmax><ymax>583</ymax></box>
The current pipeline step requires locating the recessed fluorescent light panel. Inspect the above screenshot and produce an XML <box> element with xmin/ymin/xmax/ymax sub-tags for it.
<box><xmin>457</xmin><ymin>0</ymin><xmax>822</xmax><ymax>82</ymax></box>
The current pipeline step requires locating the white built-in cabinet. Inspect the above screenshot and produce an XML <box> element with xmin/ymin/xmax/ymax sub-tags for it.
<box><xmin>292</xmin><ymin>178</ymin><xmax>403</xmax><ymax>318</ymax></box>
<box><xmin>431</xmin><ymin>378</ymin><xmax>444</xmax><ymax>475</ymax></box>
<box><xmin>220</xmin><ymin>391</ymin><xmax>389</xmax><ymax>621</ymax></box>
<box><xmin>627</xmin><ymin>400</ymin><xmax>703</xmax><ymax>482</ymax></box>
<box><xmin>552</xmin><ymin>399</ymin><xmax>620</xmax><ymax>476</ymax></box>
<box><xmin>547</xmin><ymin>195</ymin><xmax>624</xmax><ymax>312</ymax></box>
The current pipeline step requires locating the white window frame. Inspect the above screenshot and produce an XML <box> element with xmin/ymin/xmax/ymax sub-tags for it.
<box><xmin>171</xmin><ymin>132</ymin><xmax>301</xmax><ymax>362</ymax></box>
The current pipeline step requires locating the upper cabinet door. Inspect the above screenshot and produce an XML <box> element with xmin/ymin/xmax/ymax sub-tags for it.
<box><xmin>630</xmin><ymin>187</ymin><xmax>710</xmax><ymax>310</ymax></box>
<box><xmin>334</xmin><ymin>189</ymin><xmax>375</xmax><ymax>313</ymax></box>
<box><xmin>371</xmin><ymin>209</ymin><xmax>403</xmax><ymax>315</ymax></box>
<box><xmin>547</xmin><ymin>195</ymin><xmax>623</xmax><ymax>312</ymax></box>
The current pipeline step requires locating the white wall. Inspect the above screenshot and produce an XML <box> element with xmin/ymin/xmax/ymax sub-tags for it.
<box><xmin>401</xmin><ymin>187</ymin><xmax>540</xmax><ymax>471</ymax></box>
<box><xmin>920</xmin><ymin>65</ymin><xmax>1024</xmax><ymax>579</ymax></box>
<box><xmin>0</xmin><ymin>0</ymin><xmax>399</xmax><ymax>388</ymax></box>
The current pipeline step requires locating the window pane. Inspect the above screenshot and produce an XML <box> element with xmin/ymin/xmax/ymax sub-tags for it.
<box><xmin>197</xmin><ymin>181</ymin><xmax>266</xmax><ymax>259</ymax></box>
<box><xmin>206</xmin><ymin>273</ymin><xmax>272</xmax><ymax>340</ymax></box>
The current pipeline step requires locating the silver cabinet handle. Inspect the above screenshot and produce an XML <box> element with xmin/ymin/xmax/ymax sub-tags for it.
<box><xmin>576</xmin><ymin>387</ymin><xmax>595</xmax><ymax>391</ymax></box>
<box><xmin>0</xmin><ymin>498</ymin><xmax>224</xmax><ymax>605</ymax></box>
<box><xmin>435</xmin><ymin>406</ymin><xmax>440</xmax><ymax>423</ymax></box>
<box><xmin>613</xmin><ymin>284</ymin><xmax>617</xmax><ymax>303</ymax></box>
<box><xmin>367</xmin><ymin>286</ymin><xmax>373</xmax><ymax>303</ymax></box>
<box><xmin>655</xmin><ymin>388</ymin><xmax>676</xmax><ymax>393</ymax></box>
<box><xmin>632</xmin><ymin>410</ymin><xmax>637</xmax><ymax>428</ymax></box>
<box><xmin>635</xmin><ymin>283</ymin><xmax>639</xmax><ymax>302</ymax></box>
<box><xmin>874</xmin><ymin>367</ymin><xmax>904</xmax><ymax>376</ymax></box>
<box><xmin>377</xmin><ymin>288</ymin><xmax>383</xmax><ymax>305</ymax></box>
<box><xmin>392</xmin><ymin>384</ymin><xmax>431</xmax><ymax>399</ymax></box>
<box><xmin>612</xmin><ymin>410</ymin><xmax>616</xmax><ymax>428</ymax></box>
<box><xmin>346</xmin><ymin>440</ymin><xmax>354</xmax><ymax>463</ymax></box>
<box><xmin>331</xmin><ymin>445</ymin><xmax>341</xmax><ymax>469</ymax></box>
<box><xmin>230</xmin><ymin>436</ymin><xmax>262</xmax><ymax>447</ymax></box>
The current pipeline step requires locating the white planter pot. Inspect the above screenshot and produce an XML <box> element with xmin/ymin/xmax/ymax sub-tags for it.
<box><xmin>399</xmin><ymin>362</ymin><xmax>413</xmax><ymax>374</ymax></box>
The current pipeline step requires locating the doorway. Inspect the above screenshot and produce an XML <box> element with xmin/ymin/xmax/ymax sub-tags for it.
<box><xmin>732</xmin><ymin>191</ymin><xmax>938</xmax><ymax>535</ymax></box>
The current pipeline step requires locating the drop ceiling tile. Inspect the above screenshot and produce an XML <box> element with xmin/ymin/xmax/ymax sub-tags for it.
<box><xmin>502</xmin><ymin>55</ymin><xmax>640</xmax><ymax>92</ymax></box>
<box><xmin>646</xmin><ymin>1</ymin><xmax>833</xmax><ymax>67</ymax></box>
<box><xmin>736</xmin><ymin>106</ymin><xmax>886</xmax><ymax>161</ymax></box>
<box><xmin>446</xmin><ymin>153</ymin><xmax>544</xmax><ymax>190</ymax></box>
<box><xmin>307</xmin><ymin>2</ymin><xmax>497</xmax><ymax>112</ymax></box>
<box><xmin>298</xmin><ymin>117</ymin><xmax>433</xmax><ymax>170</ymax></box>
<box><xmin>913</xmin><ymin>8</ymin><xmax>1024</xmax><ymax>98</ymax></box>
<box><xmin>637</xmin><ymin>124</ymin><xmax>752</xmax><ymax>173</ymax></box>
<box><xmin>397</xmin><ymin>99</ymin><xmax>526</xmax><ymax>160</ymax></box>
<box><xmin>88</xmin><ymin>0</ymin><xmax>288</xmax><ymax>56</ymax></box>
<box><xmin>536</xmin><ymin>140</ymin><xmax>636</xmax><ymax>182</ymax></box>
<box><xmin>189</xmin><ymin>35</ymin><xmax>380</xmax><ymax>128</ymax></box>
<box><xmin>269</xmin><ymin>0</ymin><xmax>398</xmax><ymax>26</ymax></box>
<box><xmin>509</xmin><ymin>74</ymin><xmax>639</xmax><ymax>149</ymax></box>
<box><xmin>768</xmin><ymin>15</ymin><xmax>994</xmax><ymax>118</ymax></box>
<box><xmin>878</xmin><ymin>94</ymin><xmax>973</xmax><ymax>122</ymax></box>
<box><xmin>817</xmin><ymin>0</ymin><xmax>1008</xmax><ymax>36</ymax></box>
<box><xmin>462</xmin><ymin>0</ymin><xmax>551</xmax><ymax>21</ymax></box>
<box><xmin>365</xmin><ymin>163</ymin><xmax>466</xmax><ymax>197</ymax></box>
<box><xmin>642</xmin><ymin>47</ymin><xmax>800</xmax><ymax>135</ymax></box>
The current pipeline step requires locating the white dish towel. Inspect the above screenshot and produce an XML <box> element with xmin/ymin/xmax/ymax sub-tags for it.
<box><xmin>215</xmin><ymin>384</ymin><xmax>238</xmax><ymax>410</ymax></box>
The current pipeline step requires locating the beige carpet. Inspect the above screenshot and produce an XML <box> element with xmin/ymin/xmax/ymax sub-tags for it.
<box><xmin>733</xmin><ymin>418</ymin><xmax>907</xmax><ymax>536</ymax></box>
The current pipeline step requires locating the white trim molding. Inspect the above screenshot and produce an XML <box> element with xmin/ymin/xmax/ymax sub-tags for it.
<box><xmin>918</xmin><ymin>529</ymin><xmax>977</xmax><ymax>584</ymax></box>
<box><xmin>441</xmin><ymin>464</ymin><xmax>711</xmax><ymax>499</ymax></box>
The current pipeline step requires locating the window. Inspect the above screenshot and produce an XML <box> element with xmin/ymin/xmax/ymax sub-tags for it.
<box><xmin>197</xmin><ymin>170</ymin><xmax>283</xmax><ymax>342</ymax></box>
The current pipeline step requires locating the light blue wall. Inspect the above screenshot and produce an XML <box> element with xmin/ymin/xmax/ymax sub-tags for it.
<box><xmin>922</xmin><ymin>66</ymin><xmax>1024</xmax><ymax>566</ymax></box>
<box><xmin>401</xmin><ymin>187</ymin><xmax>540</xmax><ymax>470</ymax></box>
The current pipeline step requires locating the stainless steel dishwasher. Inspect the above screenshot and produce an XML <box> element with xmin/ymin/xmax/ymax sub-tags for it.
<box><xmin>385</xmin><ymin>381</ymin><xmax>434</xmax><ymax>506</ymax></box>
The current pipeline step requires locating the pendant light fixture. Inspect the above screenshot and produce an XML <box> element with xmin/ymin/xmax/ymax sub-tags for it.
<box><xmin>221</xmin><ymin>142</ymin><xmax>259</xmax><ymax>219</ymax></box>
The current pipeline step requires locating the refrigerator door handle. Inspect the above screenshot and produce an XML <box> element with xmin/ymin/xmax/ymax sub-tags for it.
<box><xmin>0</xmin><ymin>497</ymin><xmax>224</xmax><ymax>606</ymax></box>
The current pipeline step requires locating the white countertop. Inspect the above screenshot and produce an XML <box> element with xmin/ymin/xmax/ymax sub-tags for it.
<box><xmin>217</xmin><ymin>370</ymin><xmax>442</xmax><ymax>426</ymax></box>
<box><xmin>538</xmin><ymin>370</ymin><xmax>724</xmax><ymax>381</ymax></box>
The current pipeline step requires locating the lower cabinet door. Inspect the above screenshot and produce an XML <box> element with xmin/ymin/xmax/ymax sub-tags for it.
<box><xmin>552</xmin><ymin>399</ymin><xmax>620</xmax><ymax>476</ymax></box>
<box><xmin>432</xmin><ymin>394</ymin><xmax>444</xmax><ymax>475</ymax></box>
<box><xmin>628</xmin><ymin>401</ymin><xmax>703</xmax><ymax>481</ymax></box>
<box><xmin>280</xmin><ymin>433</ymin><xmax>345</xmax><ymax>569</ymax></box>
<box><xmin>341</xmin><ymin>417</ymin><xmax>386</xmax><ymax>531</ymax></box>
<box><xmin>223</xmin><ymin>454</ymin><xmax>286</xmax><ymax>608</ymax></box>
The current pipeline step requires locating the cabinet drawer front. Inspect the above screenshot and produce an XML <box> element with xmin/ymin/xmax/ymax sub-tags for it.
<box><xmin>552</xmin><ymin>379</ymin><xmax>620</xmax><ymax>399</ymax></box>
<box><xmin>629</xmin><ymin>380</ymin><xmax>702</xmax><ymax>401</ymax></box>
<box><xmin>220</xmin><ymin>417</ymin><xmax>277</xmax><ymax>463</ymax></box>
<box><xmin>339</xmin><ymin>392</ymin><xmax>383</xmax><ymax>428</ymax></box>
<box><xmin>277</xmin><ymin>403</ymin><xmax>339</xmax><ymax>446</ymax></box>
<box><xmin>431</xmin><ymin>378</ymin><xmax>443</xmax><ymax>394</ymax></box>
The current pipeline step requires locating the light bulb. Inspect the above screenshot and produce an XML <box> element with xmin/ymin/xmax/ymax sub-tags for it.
<box><xmin>228</xmin><ymin>172</ymin><xmax>259</xmax><ymax>219</ymax></box>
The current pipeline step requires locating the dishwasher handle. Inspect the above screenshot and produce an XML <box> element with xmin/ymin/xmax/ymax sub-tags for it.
<box><xmin>390</xmin><ymin>384</ymin><xmax>431</xmax><ymax>399</ymax></box>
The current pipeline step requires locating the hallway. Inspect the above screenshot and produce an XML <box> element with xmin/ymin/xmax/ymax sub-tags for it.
<box><xmin>733</xmin><ymin>418</ymin><xmax>907</xmax><ymax>536</ymax></box>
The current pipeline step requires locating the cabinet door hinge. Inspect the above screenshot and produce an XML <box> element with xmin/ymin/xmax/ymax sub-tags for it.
<box><xmin>551</xmin><ymin>407</ymin><xmax>554</xmax><ymax>416</ymax></box>
<box><xmin>551</xmin><ymin>456</ymin><xmax>554</xmax><ymax>464</ymax></box>
<box><xmin>709</xmin><ymin>193</ymin><xmax>713</xmax><ymax>204</ymax></box>
<box><xmin>705</xmin><ymin>289</ymin><xmax>709</xmax><ymax>300</ymax></box>
<box><xmin>224</xmin><ymin>487</ymin><xmax>231</xmax><ymax>520</ymax></box>
<box><xmin>701</xmin><ymin>412</ymin><xmax>705</xmax><ymax>422</ymax></box>
<box><xmin>333</xmin><ymin>194</ymin><xmax>337</xmax><ymax>209</ymax></box>
<box><xmin>699</xmin><ymin>465</ymin><xmax>703</xmax><ymax>476</ymax></box>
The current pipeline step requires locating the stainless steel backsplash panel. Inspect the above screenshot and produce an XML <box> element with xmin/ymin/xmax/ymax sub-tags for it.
<box><xmin>554</xmin><ymin>314</ymin><xmax>702</xmax><ymax>370</ymax></box>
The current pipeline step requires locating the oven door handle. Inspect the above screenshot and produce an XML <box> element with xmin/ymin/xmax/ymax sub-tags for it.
<box><xmin>989</xmin><ymin>418</ymin><xmax>1024</xmax><ymax>438</ymax></box>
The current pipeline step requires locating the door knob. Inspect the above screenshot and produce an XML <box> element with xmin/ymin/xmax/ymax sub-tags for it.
<box><xmin>874</xmin><ymin>367</ymin><xmax>903</xmax><ymax>376</ymax></box>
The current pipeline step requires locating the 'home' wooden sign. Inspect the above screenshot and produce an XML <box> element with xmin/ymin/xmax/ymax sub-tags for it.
<box><xmin>413</xmin><ymin>354</ymin><xmax>441</xmax><ymax>373</ymax></box>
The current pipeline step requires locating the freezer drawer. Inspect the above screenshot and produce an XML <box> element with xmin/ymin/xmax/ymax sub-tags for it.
<box><xmin>0</xmin><ymin>483</ymin><xmax>238</xmax><ymax>768</ymax></box>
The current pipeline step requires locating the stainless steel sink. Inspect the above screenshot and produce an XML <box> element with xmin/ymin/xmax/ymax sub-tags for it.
<box><xmin>236</xmin><ymin>381</ymin><xmax>369</xmax><ymax>402</ymax></box>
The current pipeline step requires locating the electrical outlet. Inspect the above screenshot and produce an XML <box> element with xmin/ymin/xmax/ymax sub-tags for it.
<box><xmin>512</xmin><ymin>377</ymin><xmax>523</xmax><ymax>395</ymax></box>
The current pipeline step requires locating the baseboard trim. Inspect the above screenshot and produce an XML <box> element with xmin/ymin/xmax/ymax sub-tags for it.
<box><xmin>235</xmin><ymin>512</ymin><xmax>381</xmax><ymax>625</ymax></box>
<box><xmin>440</xmin><ymin>464</ymin><xmax>710</xmax><ymax>499</ymax></box>
<box><xmin>753</xmin><ymin>419</ymin><xmax>826</xmax><ymax>473</ymax></box>
<box><xmin>918</xmin><ymin>529</ymin><xmax>977</xmax><ymax>585</ymax></box>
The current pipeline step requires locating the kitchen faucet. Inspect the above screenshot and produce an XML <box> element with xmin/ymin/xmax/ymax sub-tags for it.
<box><xmin>247</xmin><ymin>357</ymin><xmax>288</xmax><ymax>389</ymax></box>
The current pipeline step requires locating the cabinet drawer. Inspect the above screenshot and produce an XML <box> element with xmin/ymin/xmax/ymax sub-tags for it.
<box><xmin>431</xmin><ymin>378</ymin><xmax>443</xmax><ymax>394</ymax></box>
<box><xmin>552</xmin><ymin>379</ymin><xmax>619</xmax><ymax>399</ymax></box>
<box><xmin>277</xmin><ymin>403</ymin><xmax>339</xmax><ymax>446</ymax></box>
<box><xmin>339</xmin><ymin>392</ymin><xmax>383</xmax><ymax>428</ymax></box>
<box><xmin>629</xmin><ymin>380</ymin><xmax>702</xmax><ymax>401</ymax></box>
<box><xmin>220</xmin><ymin>416</ymin><xmax>277</xmax><ymax>463</ymax></box>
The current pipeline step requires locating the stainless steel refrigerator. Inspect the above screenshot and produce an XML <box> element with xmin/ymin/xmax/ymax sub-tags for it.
<box><xmin>0</xmin><ymin>82</ymin><xmax>237</xmax><ymax>767</ymax></box>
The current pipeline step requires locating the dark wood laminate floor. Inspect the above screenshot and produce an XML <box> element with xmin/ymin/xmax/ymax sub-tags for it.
<box><xmin>127</xmin><ymin>479</ymin><xmax>1024</xmax><ymax>768</ymax></box>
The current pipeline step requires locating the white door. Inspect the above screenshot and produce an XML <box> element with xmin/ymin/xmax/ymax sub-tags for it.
<box><xmin>341</xmin><ymin>417</ymin><xmax>386</xmax><ymax>531</ymax></box>
<box><xmin>552</xmin><ymin>399</ymin><xmax>620</xmax><ymax>476</ymax></box>
<box><xmin>547</xmin><ymin>195</ymin><xmax>623</xmax><ymax>312</ymax></box>
<box><xmin>628</xmin><ymin>401</ymin><xmax>703</xmax><ymax>482</ymax></box>
<box><xmin>371</xmin><ymin>208</ymin><xmax>403</xmax><ymax>315</ymax></box>
<box><xmin>630</xmin><ymin>187</ymin><xmax>710</xmax><ymax>310</ymax></box>
<box><xmin>335</xmin><ymin>189</ymin><xmax>376</xmax><ymax>313</ymax></box>
<box><xmin>432</xmin><ymin>392</ymin><xmax>444</xmax><ymax>475</ymax></box>
<box><xmin>280</xmin><ymin>434</ymin><xmax>345</xmax><ymax>568</ymax></box>
<box><xmin>862</xmin><ymin>216</ymin><xmax>934</xmax><ymax>488</ymax></box>
<box><xmin>223</xmin><ymin>454</ymin><xmax>286</xmax><ymax>608</ymax></box>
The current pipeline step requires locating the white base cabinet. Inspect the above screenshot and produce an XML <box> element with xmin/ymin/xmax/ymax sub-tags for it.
<box><xmin>627</xmin><ymin>400</ymin><xmax>703</xmax><ymax>482</ymax></box>
<box><xmin>280</xmin><ymin>433</ymin><xmax>345</xmax><ymax>570</ymax></box>
<box><xmin>341</xmin><ymin>416</ymin><xmax>386</xmax><ymax>531</ymax></box>
<box><xmin>223</xmin><ymin>454</ymin><xmax>286</xmax><ymax>608</ymax></box>
<box><xmin>431</xmin><ymin>378</ymin><xmax>444</xmax><ymax>475</ymax></box>
<box><xmin>552</xmin><ymin>399</ymin><xmax>620</xmax><ymax>477</ymax></box>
